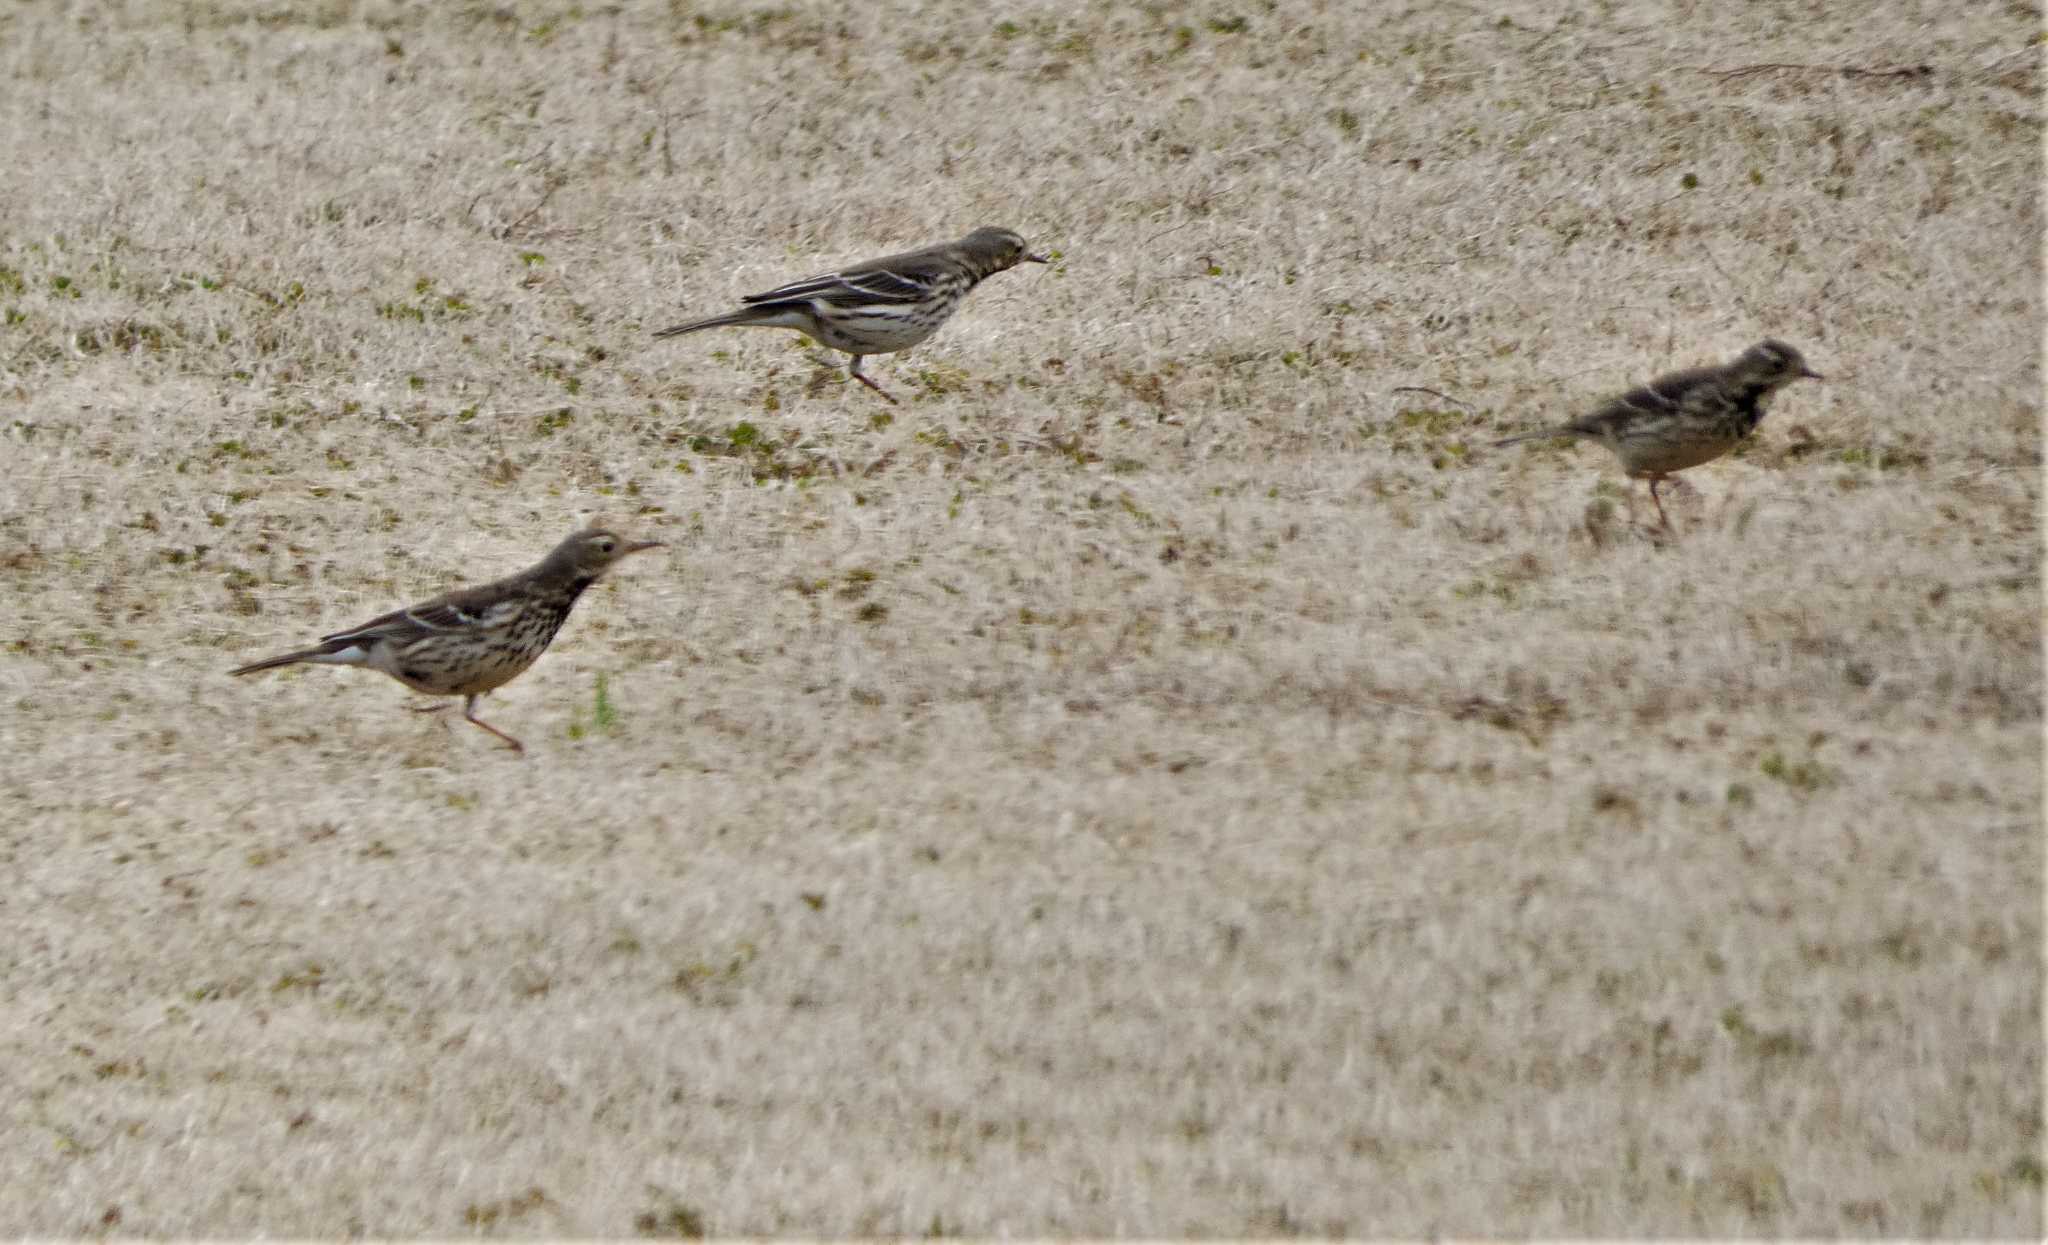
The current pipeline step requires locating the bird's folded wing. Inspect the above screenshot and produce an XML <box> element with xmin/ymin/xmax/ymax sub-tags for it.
<box><xmin>320</xmin><ymin>593</ymin><xmax>517</xmax><ymax>643</ymax></box>
<box><xmin>1569</xmin><ymin>395</ymin><xmax>1666</xmax><ymax>438</ymax></box>
<box><xmin>1638</xmin><ymin>365</ymin><xmax>1718</xmax><ymax>408</ymax></box>
<box><xmin>406</xmin><ymin>597</ymin><xmax>524</xmax><ymax>632</ymax></box>
<box><xmin>319</xmin><ymin>605</ymin><xmax>426</xmax><ymax>645</ymax></box>
<box><xmin>1570</xmin><ymin>367</ymin><xmax>1711</xmax><ymax>435</ymax></box>
<box><xmin>744</xmin><ymin>266</ymin><xmax>932</xmax><ymax>307</ymax></box>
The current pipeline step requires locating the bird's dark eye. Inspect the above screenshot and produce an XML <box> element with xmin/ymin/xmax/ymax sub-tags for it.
<box><xmin>596</xmin><ymin>539</ymin><xmax>615</xmax><ymax>553</ymax></box>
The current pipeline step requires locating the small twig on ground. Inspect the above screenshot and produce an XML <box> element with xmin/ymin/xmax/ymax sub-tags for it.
<box><xmin>1141</xmin><ymin>222</ymin><xmax>1192</xmax><ymax>249</ymax></box>
<box><xmin>1366</xmin><ymin>694</ymin><xmax>1440</xmax><ymax>719</ymax></box>
<box><xmin>1700</xmin><ymin>244</ymin><xmax>1758</xmax><ymax>325</ymax></box>
<box><xmin>1696</xmin><ymin>62</ymin><xmax>1934</xmax><ymax>82</ymax></box>
<box><xmin>1389</xmin><ymin>386</ymin><xmax>1472</xmax><ymax>411</ymax></box>
<box><xmin>1517</xmin><ymin>14</ymin><xmax>1573</xmax><ymax>56</ymax></box>
<box><xmin>495</xmin><ymin>175</ymin><xmax>565</xmax><ymax>241</ymax></box>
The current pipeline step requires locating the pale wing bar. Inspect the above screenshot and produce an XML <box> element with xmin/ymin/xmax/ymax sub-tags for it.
<box><xmin>743</xmin><ymin>267</ymin><xmax>931</xmax><ymax>307</ymax></box>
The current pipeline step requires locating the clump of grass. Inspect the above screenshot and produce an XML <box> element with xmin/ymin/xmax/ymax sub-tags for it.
<box><xmin>1758</xmin><ymin>751</ymin><xmax>1832</xmax><ymax>791</ymax></box>
<box><xmin>914</xmin><ymin>363</ymin><xmax>971</xmax><ymax>396</ymax></box>
<box><xmin>568</xmin><ymin>673</ymin><xmax>619</xmax><ymax>740</ymax></box>
<box><xmin>634</xmin><ymin>1199</ymin><xmax>706</xmax><ymax>1238</ymax></box>
<box><xmin>464</xmin><ymin>1187</ymin><xmax>551</xmax><ymax>1230</ymax></box>
<box><xmin>1719</xmin><ymin>1005</ymin><xmax>1814</xmax><ymax>1061</ymax></box>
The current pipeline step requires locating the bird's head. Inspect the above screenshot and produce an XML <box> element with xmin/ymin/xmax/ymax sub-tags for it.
<box><xmin>547</xmin><ymin>527</ymin><xmax>665</xmax><ymax>580</ymax></box>
<box><xmin>1739</xmin><ymin>338</ymin><xmax>1825</xmax><ymax>387</ymax></box>
<box><xmin>962</xmin><ymin>226</ymin><xmax>1051</xmax><ymax>272</ymax></box>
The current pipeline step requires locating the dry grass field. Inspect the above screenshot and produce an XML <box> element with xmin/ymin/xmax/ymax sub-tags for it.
<box><xmin>1</xmin><ymin>0</ymin><xmax>2040</xmax><ymax>1236</ymax></box>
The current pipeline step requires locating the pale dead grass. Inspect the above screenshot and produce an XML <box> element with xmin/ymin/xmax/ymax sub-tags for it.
<box><xmin>0</xmin><ymin>0</ymin><xmax>2040</xmax><ymax>1236</ymax></box>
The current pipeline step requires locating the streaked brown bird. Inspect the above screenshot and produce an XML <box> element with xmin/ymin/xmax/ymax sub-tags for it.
<box><xmin>655</xmin><ymin>225</ymin><xmax>1049</xmax><ymax>404</ymax></box>
<box><xmin>230</xmin><ymin>527</ymin><xmax>662</xmax><ymax>753</ymax></box>
<box><xmin>1492</xmin><ymin>338</ymin><xmax>1824</xmax><ymax>527</ymax></box>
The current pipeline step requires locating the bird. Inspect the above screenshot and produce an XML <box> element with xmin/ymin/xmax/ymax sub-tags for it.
<box><xmin>1492</xmin><ymin>338</ymin><xmax>1824</xmax><ymax>528</ymax></box>
<box><xmin>229</xmin><ymin>526</ymin><xmax>663</xmax><ymax>753</ymax></box>
<box><xmin>654</xmin><ymin>225</ymin><xmax>1050</xmax><ymax>404</ymax></box>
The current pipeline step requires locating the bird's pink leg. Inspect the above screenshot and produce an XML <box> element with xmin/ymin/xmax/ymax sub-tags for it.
<box><xmin>1648</xmin><ymin>476</ymin><xmax>1672</xmax><ymax>530</ymax></box>
<box><xmin>461</xmin><ymin>695</ymin><xmax>526</xmax><ymax>754</ymax></box>
<box><xmin>846</xmin><ymin>355</ymin><xmax>900</xmax><ymax>405</ymax></box>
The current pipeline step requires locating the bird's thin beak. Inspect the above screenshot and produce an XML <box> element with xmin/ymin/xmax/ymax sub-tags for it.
<box><xmin>624</xmin><ymin>540</ymin><xmax>666</xmax><ymax>555</ymax></box>
<box><xmin>1024</xmin><ymin>251</ymin><xmax>1051</xmax><ymax>264</ymax></box>
<box><xmin>1801</xmin><ymin>367</ymin><xmax>1825</xmax><ymax>380</ymax></box>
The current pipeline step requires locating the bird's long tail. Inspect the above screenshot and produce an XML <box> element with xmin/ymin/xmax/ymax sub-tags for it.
<box><xmin>228</xmin><ymin>639</ymin><xmax>369</xmax><ymax>677</ymax></box>
<box><xmin>652</xmin><ymin>310</ymin><xmax>774</xmax><ymax>339</ymax></box>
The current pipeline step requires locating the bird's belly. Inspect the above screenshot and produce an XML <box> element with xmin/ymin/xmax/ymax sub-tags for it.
<box><xmin>366</xmin><ymin>642</ymin><xmax>455</xmax><ymax>694</ymax></box>
<box><xmin>807</xmin><ymin>308</ymin><xmax>942</xmax><ymax>355</ymax></box>
<box><xmin>378</xmin><ymin>637</ymin><xmax>539</xmax><ymax>696</ymax></box>
<box><xmin>443</xmin><ymin>651</ymin><xmax>539</xmax><ymax>696</ymax></box>
<box><xmin>1619</xmin><ymin>435</ymin><xmax>1742</xmax><ymax>475</ymax></box>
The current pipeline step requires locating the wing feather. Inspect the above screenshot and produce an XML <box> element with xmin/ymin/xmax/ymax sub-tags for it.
<box><xmin>320</xmin><ymin>584</ymin><xmax>519</xmax><ymax>644</ymax></box>
<box><xmin>1565</xmin><ymin>365</ymin><xmax>1718</xmax><ymax>437</ymax></box>
<box><xmin>743</xmin><ymin>265</ymin><xmax>933</xmax><ymax>308</ymax></box>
